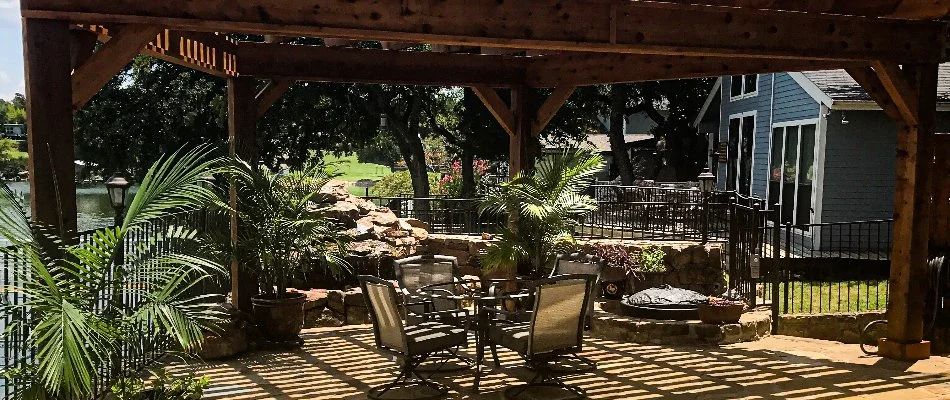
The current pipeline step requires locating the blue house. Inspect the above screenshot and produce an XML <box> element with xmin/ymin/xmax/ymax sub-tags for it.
<box><xmin>694</xmin><ymin>68</ymin><xmax>950</xmax><ymax>230</ymax></box>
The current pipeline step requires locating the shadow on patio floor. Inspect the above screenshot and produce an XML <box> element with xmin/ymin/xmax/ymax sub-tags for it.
<box><xmin>166</xmin><ymin>326</ymin><xmax>950</xmax><ymax>399</ymax></box>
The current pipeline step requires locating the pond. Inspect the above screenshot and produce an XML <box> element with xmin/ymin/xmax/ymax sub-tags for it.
<box><xmin>1</xmin><ymin>181</ymin><xmax>138</xmax><ymax>245</ymax></box>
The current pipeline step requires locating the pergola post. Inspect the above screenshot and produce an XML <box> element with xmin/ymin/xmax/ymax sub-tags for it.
<box><xmin>509</xmin><ymin>86</ymin><xmax>539</xmax><ymax>178</ymax></box>
<box><xmin>228</xmin><ymin>76</ymin><xmax>260</xmax><ymax>311</ymax></box>
<box><xmin>23</xmin><ymin>19</ymin><xmax>77</xmax><ymax>240</ymax></box>
<box><xmin>877</xmin><ymin>63</ymin><xmax>938</xmax><ymax>361</ymax></box>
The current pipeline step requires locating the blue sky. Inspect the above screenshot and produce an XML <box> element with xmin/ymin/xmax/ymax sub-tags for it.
<box><xmin>0</xmin><ymin>1</ymin><xmax>24</xmax><ymax>102</ymax></box>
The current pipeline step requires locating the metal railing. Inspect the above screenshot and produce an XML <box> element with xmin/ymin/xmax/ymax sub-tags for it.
<box><xmin>757</xmin><ymin>219</ymin><xmax>894</xmax><ymax>318</ymax></box>
<box><xmin>1</xmin><ymin>211</ymin><xmax>228</xmax><ymax>399</ymax></box>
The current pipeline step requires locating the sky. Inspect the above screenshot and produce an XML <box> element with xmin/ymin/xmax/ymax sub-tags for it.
<box><xmin>0</xmin><ymin>0</ymin><xmax>23</xmax><ymax>102</ymax></box>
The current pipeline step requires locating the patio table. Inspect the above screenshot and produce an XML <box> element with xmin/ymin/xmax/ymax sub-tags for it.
<box><xmin>415</xmin><ymin>277</ymin><xmax>534</xmax><ymax>390</ymax></box>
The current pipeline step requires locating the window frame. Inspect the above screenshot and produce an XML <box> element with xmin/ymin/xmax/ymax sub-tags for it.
<box><xmin>767</xmin><ymin>118</ymin><xmax>821</xmax><ymax>230</ymax></box>
<box><xmin>729</xmin><ymin>74</ymin><xmax>759</xmax><ymax>101</ymax></box>
<box><xmin>727</xmin><ymin>110</ymin><xmax>757</xmax><ymax>196</ymax></box>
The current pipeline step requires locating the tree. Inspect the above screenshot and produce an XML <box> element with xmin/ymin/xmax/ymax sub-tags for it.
<box><xmin>593</xmin><ymin>79</ymin><xmax>715</xmax><ymax>184</ymax></box>
<box><xmin>0</xmin><ymin>138</ymin><xmax>27</xmax><ymax>178</ymax></box>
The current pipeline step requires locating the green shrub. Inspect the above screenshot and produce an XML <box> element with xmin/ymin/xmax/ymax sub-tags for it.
<box><xmin>371</xmin><ymin>170</ymin><xmax>442</xmax><ymax>197</ymax></box>
<box><xmin>638</xmin><ymin>246</ymin><xmax>667</xmax><ymax>273</ymax></box>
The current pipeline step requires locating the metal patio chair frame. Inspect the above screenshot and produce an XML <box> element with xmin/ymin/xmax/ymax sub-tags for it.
<box><xmin>359</xmin><ymin>275</ymin><xmax>471</xmax><ymax>400</ymax></box>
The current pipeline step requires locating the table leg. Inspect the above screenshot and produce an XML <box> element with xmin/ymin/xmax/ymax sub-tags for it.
<box><xmin>474</xmin><ymin>303</ymin><xmax>486</xmax><ymax>391</ymax></box>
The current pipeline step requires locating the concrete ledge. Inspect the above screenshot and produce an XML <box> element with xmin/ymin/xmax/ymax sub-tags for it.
<box><xmin>591</xmin><ymin>305</ymin><xmax>771</xmax><ymax>345</ymax></box>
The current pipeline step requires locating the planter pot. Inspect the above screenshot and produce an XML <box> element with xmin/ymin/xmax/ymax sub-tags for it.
<box><xmin>698</xmin><ymin>303</ymin><xmax>744</xmax><ymax>324</ymax></box>
<box><xmin>601</xmin><ymin>280</ymin><xmax>625</xmax><ymax>300</ymax></box>
<box><xmin>252</xmin><ymin>292</ymin><xmax>307</xmax><ymax>342</ymax></box>
<box><xmin>628</xmin><ymin>272</ymin><xmax>665</xmax><ymax>295</ymax></box>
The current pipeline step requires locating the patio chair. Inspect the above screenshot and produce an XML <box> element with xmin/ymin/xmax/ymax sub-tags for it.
<box><xmin>484</xmin><ymin>274</ymin><xmax>596</xmax><ymax>399</ymax></box>
<box><xmin>393</xmin><ymin>255</ymin><xmax>471</xmax><ymax>325</ymax></box>
<box><xmin>359</xmin><ymin>275</ymin><xmax>469</xmax><ymax>400</ymax></box>
<box><xmin>550</xmin><ymin>252</ymin><xmax>603</xmax><ymax>329</ymax></box>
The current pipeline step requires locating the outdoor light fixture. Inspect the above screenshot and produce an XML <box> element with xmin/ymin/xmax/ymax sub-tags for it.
<box><xmin>380</xmin><ymin>113</ymin><xmax>388</xmax><ymax>128</ymax></box>
<box><xmin>106</xmin><ymin>174</ymin><xmax>131</xmax><ymax>212</ymax></box>
<box><xmin>698</xmin><ymin>168</ymin><xmax>716</xmax><ymax>193</ymax></box>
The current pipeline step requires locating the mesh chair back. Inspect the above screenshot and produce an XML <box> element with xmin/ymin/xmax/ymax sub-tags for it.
<box><xmin>359</xmin><ymin>276</ymin><xmax>408</xmax><ymax>354</ymax></box>
<box><xmin>394</xmin><ymin>255</ymin><xmax>459</xmax><ymax>311</ymax></box>
<box><xmin>553</xmin><ymin>253</ymin><xmax>603</xmax><ymax>322</ymax></box>
<box><xmin>528</xmin><ymin>275</ymin><xmax>594</xmax><ymax>355</ymax></box>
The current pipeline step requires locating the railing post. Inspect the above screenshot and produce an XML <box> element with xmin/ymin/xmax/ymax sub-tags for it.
<box><xmin>728</xmin><ymin>194</ymin><xmax>740</xmax><ymax>293</ymax></box>
<box><xmin>701</xmin><ymin>190</ymin><xmax>710</xmax><ymax>244</ymax></box>
<box><xmin>771</xmin><ymin>209</ymin><xmax>781</xmax><ymax>334</ymax></box>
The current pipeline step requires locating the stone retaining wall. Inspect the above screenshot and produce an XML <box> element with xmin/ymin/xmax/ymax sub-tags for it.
<box><xmin>778</xmin><ymin>311</ymin><xmax>886</xmax><ymax>344</ymax></box>
<box><xmin>418</xmin><ymin>234</ymin><xmax>727</xmax><ymax>295</ymax></box>
<box><xmin>591</xmin><ymin>303</ymin><xmax>771</xmax><ymax>345</ymax></box>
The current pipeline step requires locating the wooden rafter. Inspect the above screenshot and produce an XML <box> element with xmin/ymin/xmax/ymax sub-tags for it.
<box><xmin>72</xmin><ymin>24</ymin><xmax>162</xmax><ymax>108</ymax></box>
<box><xmin>528</xmin><ymin>53</ymin><xmax>868</xmax><ymax>87</ymax></box>
<box><xmin>142</xmin><ymin>29</ymin><xmax>239</xmax><ymax>77</ymax></box>
<box><xmin>237</xmin><ymin>43</ymin><xmax>526</xmax><ymax>87</ymax></box>
<box><xmin>871</xmin><ymin>61</ymin><xmax>920</xmax><ymax>126</ymax></box>
<box><xmin>654</xmin><ymin>0</ymin><xmax>950</xmax><ymax>19</ymax></box>
<box><xmin>532</xmin><ymin>86</ymin><xmax>575</xmax><ymax>136</ymax></box>
<box><xmin>471</xmin><ymin>85</ymin><xmax>515</xmax><ymax>136</ymax></box>
<box><xmin>21</xmin><ymin>0</ymin><xmax>946</xmax><ymax>63</ymax></box>
<box><xmin>256</xmin><ymin>79</ymin><xmax>295</xmax><ymax>119</ymax></box>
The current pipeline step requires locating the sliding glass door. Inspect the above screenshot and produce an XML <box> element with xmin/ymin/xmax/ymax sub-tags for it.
<box><xmin>768</xmin><ymin>122</ymin><xmax>817</xmax><ymax>226</ymax></box>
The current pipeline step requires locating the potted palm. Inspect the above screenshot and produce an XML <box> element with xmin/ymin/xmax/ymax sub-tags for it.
<box><xmin>0</xmin><ymin>146</ymin><xmax>228</xmax><ymax>400</ymax></box>
<box><xmin>228</xmin><ymin>160</ymin><xmax>350</xmax><ymax>343</ymax></box>
<box><xmin>478</xmin><ymin>148</ymin><xmax>604</xmax><ymax>280</ymax></box>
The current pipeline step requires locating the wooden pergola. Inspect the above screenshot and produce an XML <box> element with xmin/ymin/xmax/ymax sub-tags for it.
<box><xmin>19</xmin><ymin>0</ymin><xmax>950</xmax><ymax>361</ymax></box>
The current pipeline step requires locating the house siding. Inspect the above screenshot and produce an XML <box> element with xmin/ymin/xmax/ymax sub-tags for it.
<box><xmin>772</xmin><ymin>74</ymin><xmax>821</xmax><ymax>124</ymax></box>
<box><xmin>820</xmin><ymin>110</ymin><xmax>950</xmax><ymax>223</ymax></box>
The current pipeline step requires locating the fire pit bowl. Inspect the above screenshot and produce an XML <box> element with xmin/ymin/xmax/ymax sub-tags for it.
<box><xmin>620</xmin><ymin>285</ymin><xmax>708</xmax><ymax>320</ymax></box>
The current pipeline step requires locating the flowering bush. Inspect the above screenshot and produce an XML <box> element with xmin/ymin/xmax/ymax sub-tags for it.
<box><xmin>438</xmin><ymin>159</ymin><xmax>491</xmax><ymax>197</ymax></box>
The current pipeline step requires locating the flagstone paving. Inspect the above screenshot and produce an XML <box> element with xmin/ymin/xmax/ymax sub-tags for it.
<box><xmin>168</xmin><ymin>326</ymin><xmax>950</xmax><ymax>399</ymax></box>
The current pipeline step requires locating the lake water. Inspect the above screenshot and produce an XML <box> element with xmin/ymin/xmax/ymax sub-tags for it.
<box><xmin>1</xmin><ymin>181</ymin><xmax>129</xmax><ymax>243</ymax></box>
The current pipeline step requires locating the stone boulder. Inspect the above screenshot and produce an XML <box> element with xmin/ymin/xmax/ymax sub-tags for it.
<box><xmin>196</xmin><ymin>303</ymin><xmax>248</xmax><ymax>360</ymax></box>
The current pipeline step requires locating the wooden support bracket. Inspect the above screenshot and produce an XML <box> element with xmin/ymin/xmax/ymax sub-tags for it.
<box><xmin>71</xmin><ymin>24</ymin><xmax>162</xmax><ymax>109</ymax></box>
<box><xmin>532</xmin><ymin>86</ymin><xmax>575</xmax><ymax>137</ymax></box>
<box><xmin>255</xmin><ymin>79</ymin><xmax>295</xmax><ymax>119</ymax></box>
<box><xmin>871</xmin><ymin>61</ymin><xmax>920</xmax><ymax>126</ymax></box>
<box><xmin>472</xmin><ymin>85</ymin><xmax>516</xmax><ymax>136</ymax></box>
<box><xmin>846</xmin><ymin>67</ymin><xmax>904</xmax><ymax>123</ymax></box>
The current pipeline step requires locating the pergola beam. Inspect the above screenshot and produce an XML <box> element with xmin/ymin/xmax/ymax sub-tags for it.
<box><xmin>72</xmin><ymin>24</ymin><xmax>161</xmax><ymax>109</ymax></box>
<box><xmin>142</xmin><ymin>29</ymin><xmax>239</xmax><ymax>78</ymax></box>
<box><xmin>532</xmin><ymin>86</ymin><xmax>575</xmax><ymax>136</ymax></box>
<box><xmin>871</xmin><ymin>61</ymin><xmax>920</xmax><ymax>126</ymax></box>
<box><xmin>238</xmin><ymin>43</ymin><xmax>526</xmax><ymax>87</ymax></box>
<box><xmin>21</xmin><ymin>0</ymin><xmax>946</xmax><ymax>63</ymax></box>
<box><xmin>528</xmin><ymin>53</ymin><xmax>869</xmax><ymax>87</ymax></box>
<box><xmin>654</xmin><ymin>0</ymin><xmax>950</xmax><ymax>19</ymax></box>
<box><xmin>471</xmin><ymin>85</ymin><xmax>516</xmax><ymax>136</ymax></box>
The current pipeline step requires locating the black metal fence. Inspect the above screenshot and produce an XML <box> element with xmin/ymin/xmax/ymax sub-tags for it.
<box><xmin>362</xmin><ymin>197</ymin><xmax>504</xmax><ymax>235</ymax></box>
<box><xmin>1</xmin><ymin>211</ymin><xmax>228</xmax><ymax>399</ymax></box>
<box><xmin>754</xmin><ymin>219</ymin><xmax>894</xmax><ymax>323</ymax></box>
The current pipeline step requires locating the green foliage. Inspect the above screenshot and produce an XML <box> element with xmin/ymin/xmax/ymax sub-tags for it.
<box><xmin>227</xmin><ymin>160</ymin><xmax>351</xmax><ymax>298</ymax></box>
<box><xmin>371</xmin><ymin>170</ymin><xmax>442</xmax><ymax>197</ymax></box>
<box><xmin>437</xmin><ymin>159</ymin><xmax>491</xmax><ymax>198</ymax></box>
<box><xmin>478</xmin><ymin>148</ymin><xmax>604</xmax><ymax>276</ymax></box>
<box><xmin>112</xmin><ymin>368</ymin><xmax>209</xmax><ymax>400</ymax></box>
<box><xmin>0</xmin><ymin>138</ymin><xmax>27</xmax><ymax>178</ymax></box>
<box><xmin>321</xmin><ymin>153</ymin><xmax>391</xmax><ymax>183</ymax></box>
<box><xmin>637</xmin><ymin>246</ymin><xmax>667</xmax><ymax>273</ymax></box>
<box><xmin>0</xmin><ymin>145</ymin><xmax>229</xmax><ymax>399</ymax></box>
<box><xmin>0</xmin><ymin>94</ymin><xmax>27</xmax><ymax>125</ymax></box>
<box><xmin>355</xmin><ymin>133</ymin><xmax>401</xmax><ymax>166</ymax></box>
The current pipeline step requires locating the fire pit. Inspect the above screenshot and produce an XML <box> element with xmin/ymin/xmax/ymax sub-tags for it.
<box><xmin>620</xmin><ymin>285</ymin><xmax>708</xmax><ymax>320</ymax></box>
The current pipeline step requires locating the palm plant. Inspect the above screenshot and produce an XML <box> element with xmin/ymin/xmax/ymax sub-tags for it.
<box><xmin>479</xmin><ymin>148</ymin><xmax>604</xmax><ymax>276</ymax></box>
<box><xmin>227</xmin><ymin>159</ymin><xmax>350</xmax><ymax>300</ymax></box>
<box><xmin>0</xmin><ymin>146</ymin><xmax>229</xmax><ymax>400</ymax></box>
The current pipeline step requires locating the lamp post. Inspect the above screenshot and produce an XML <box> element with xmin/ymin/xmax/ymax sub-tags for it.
<box><xmin>106</xmin><ymin>173</ymin><xmax>132</xmax><ymax>267</ymax></box>
<box><xmin>698</xmin><ymin>168</ymin><xmax>716</xmax><ymax>244</ymax></box>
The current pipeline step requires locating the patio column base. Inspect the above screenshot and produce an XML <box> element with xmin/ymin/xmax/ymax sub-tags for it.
<box><xmin>878</xmin><ymin>338</ymin><xmax>930</xmax><ymax>361</ymax></box>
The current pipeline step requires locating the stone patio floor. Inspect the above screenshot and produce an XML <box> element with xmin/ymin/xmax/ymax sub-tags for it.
<box><xmin>168</xmin><ymin>326</ymin><xmax>950</xmax><ymax>400</ymax></box>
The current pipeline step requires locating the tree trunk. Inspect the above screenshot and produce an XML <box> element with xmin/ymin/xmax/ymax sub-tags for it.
<box><xmin>609</xmin><ymin>85</ymin><xmax>636</xmax><ymax>185</ymax></box>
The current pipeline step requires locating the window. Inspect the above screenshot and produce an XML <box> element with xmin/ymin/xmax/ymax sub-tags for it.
<box><xmin>730</xmin><ymin>75</ymin><xmax>758</xmax><ymax>99</ymax></box>
<box><xmin>768</xmin><ymin>122</ymin><xmax>818</xmax><ymax>226</ymax></box>
<box><xmin>726</xmin><ymin>113</ymin><xmax>755</xmax><ymax>195</ymax></box>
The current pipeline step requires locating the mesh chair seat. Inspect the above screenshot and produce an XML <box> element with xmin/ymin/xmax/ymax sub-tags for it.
<box><xmin>487</xmin><ymin>322</ymin><xmax>530</xmax><ymax>354</ymax></box>
<box><xmin>406</xmin><ymin>322</ymin><xmax>467</xmax><ymax>355</ymax></box>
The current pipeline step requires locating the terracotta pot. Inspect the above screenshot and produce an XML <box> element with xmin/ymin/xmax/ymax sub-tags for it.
<box><xmin>698</xmin><ymin>303</ymin><xmax>744</xmax><ymax>324</ymax></box>
<box><xmin>252</xmin><ymin>292</ymin><xmax>307</xmax><ymax>342</ymax></box>
<box><xmin>628</xmin><ymin>272</ymin><xmax>665</xmax><ymax>294</ymax></box>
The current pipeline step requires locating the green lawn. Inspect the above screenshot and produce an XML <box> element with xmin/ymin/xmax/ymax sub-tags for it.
<box><xmin>322</xmin><ymin>153</ymin><xmax>392</xmax><ymax>196</ymax></box>
<box><xmin>764</xmin><ymin>280</ymin><xmax>889</xmax><ymax>314</ymax></box>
